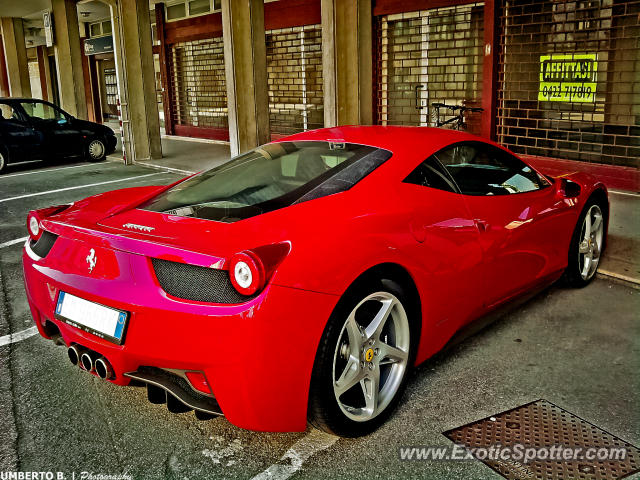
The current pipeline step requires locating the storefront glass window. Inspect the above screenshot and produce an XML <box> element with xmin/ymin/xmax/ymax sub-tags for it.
<box><xmin>166</xmin><ymin>3</ymin><xmax>186</xmax><ymax>21</ymax></box>
<box><xmin>189</xmin><ymin>0</ymin><xmax>210</xmax><ymax>16</ymax></box>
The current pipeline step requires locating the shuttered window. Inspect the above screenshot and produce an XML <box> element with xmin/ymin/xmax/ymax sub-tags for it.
<box><xmin>168</xmin><ymin>37</ymin><xmax>228</xmax><ymax>135</ymax></box>
<box><xmin>497</xmin><ymin>0</ymin><xmax>640</xmax><ymax>167</ymax></box>
<box><xmin>375</xmin><ymin>4</ymin><xmax>485</xmax><ymax>134</ymax></box>
<box><xmin>266</xmin><ymin>25</ymin><xmax>324</xmax><ymax>138</ymax></box>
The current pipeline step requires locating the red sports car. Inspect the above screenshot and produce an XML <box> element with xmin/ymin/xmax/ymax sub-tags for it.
<box><xmin>23</xmin><ymin>126</ymin><xmax>608</xmax><ymax>436</ymax></box>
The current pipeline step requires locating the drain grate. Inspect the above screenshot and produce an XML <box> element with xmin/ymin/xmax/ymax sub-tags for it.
<box><xmin>444</xmin><ymin>399</ymin><xmax>640</xmax><ymax>480</ymax></box>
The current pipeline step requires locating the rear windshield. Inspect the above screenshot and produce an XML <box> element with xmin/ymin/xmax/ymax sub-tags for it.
<box><xmin>141</xmin><ymin>141</ymin><xmax>391</xmax><ymax>222</ymax></box>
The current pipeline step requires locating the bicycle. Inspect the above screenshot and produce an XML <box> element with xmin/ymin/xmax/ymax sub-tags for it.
<box><xmin>431</xmin><ymin>102</ymin><xmax>483</xmax><ymax>131</ymax></box>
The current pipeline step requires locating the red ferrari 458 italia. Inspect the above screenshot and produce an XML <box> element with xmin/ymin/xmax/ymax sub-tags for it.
<box><xmin>23</xmin><ymin>126</ymin><xmax>608</xmax><ymax>436</ymax></box>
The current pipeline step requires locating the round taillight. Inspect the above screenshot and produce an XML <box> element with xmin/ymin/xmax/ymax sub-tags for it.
<box><xmin>28</xmin><ymin>214</ymin><xmax>41</xmax><ymax>240</ymax></box>
<box><xmin>228</xmin><ymin>252</ymin><xmax>264</xmax><ymax>296</ymax></box>
<box><xmin>234</xmin><ymin>261</ymin><xmax>253</xmax><ymax>289</ymax></box>
<box><xmin>26</xmin><ymin>205</ymin><xmax>71</xmax><ymax>242</ymax></box>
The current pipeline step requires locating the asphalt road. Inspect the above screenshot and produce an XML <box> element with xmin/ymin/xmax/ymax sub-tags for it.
<box><xmin>0</xmin><ymin>158</ymin><xmax>638</xmax><ymax>480</ymax></box>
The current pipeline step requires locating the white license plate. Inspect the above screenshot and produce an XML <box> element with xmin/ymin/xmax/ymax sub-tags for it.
<box><xmin>55</xmin><ymin>292</ymin><xmax>128</xmax><ymax>345</ymax></box>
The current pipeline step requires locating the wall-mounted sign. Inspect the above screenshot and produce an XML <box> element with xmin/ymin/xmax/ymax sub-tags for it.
<box><xmin>539</xmin><ymin>53</ymin><xmax>597</xmax><ymax>102</ymax></box>
<box><xmin>84</xmin><ymin>35</ymin><xmax>114</xmax><ymax>56</ymax></box>
<box><xmin>43</xmin><ymin>11</ymin><xmax>54</xmax><ymax>47</ymax></box>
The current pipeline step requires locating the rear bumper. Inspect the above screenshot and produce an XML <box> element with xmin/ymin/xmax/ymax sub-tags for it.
<box><xmin>23</xmin><ymin>240</ymin><xmax>337</xmax><ymax>432</ymax></box>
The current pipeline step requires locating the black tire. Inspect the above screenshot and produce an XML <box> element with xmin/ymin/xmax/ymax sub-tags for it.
<box><xmin>562</xmin><ymin>196</ymin><xmax>608</xmax><ymax>288</ymax></box>
<box><xmin>86</xmin><ymin>137</ymin><xmax>107</xmax><ymax>162</ymax></box>
<box><xmin>308</xmin><ymin>278</ymin><xmax>418</xmax><ymax>437</ymax></box>
<box><xmin>0</xmin><ymin>147</ymin><xmax>8</xmax><ymax>173</ymax></box>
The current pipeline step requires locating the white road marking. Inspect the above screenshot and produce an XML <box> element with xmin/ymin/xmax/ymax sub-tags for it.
<box><xmin>202</xmin><ymin>437</ymin><xmax>244</xmax><ymax>466</ymax></box>
<box><xmin>0</xmin><ymin>237</ymin><xmax>28</xmax><ymax>249</ymax></box>
<box><xmin>609</xmin><ymin>189</ymin><xmax>640</xmax><ymax>198</ymax></box>
<box><xmin>250</xmin><ymin>430</ymin><xmax>338</xmax><ymax>480</ymax></box>
<box><xmin>0</xmin><ymin>163</ymin><xmax>96</xmax><ymax>179</ymax></box>
<box><xmin>0</xmin><ymin>172</ymin><xmax>162</xmax><ymax>203</ymax></box>
<box><xmin>0</xmin><ymin>326</ymin><xmax>38</xmax><ymax>347</ymax></box>
<box><xmin>133</xmin><ymin>161</ymin><xmax>195</xmax><ymax>176</ymax></box>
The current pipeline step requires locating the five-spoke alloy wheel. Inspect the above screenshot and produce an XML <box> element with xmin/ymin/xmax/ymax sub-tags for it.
<box><xmin>309</xmin><ymin>280</ymin><xmax>416</xmax><ymax>436</ymax></box>
<box><xmin>577</xmin><ymin>204</ymin><xmax>604</xmax><ymax>281</ymax></box>
<box><xmin>564</xmin><ymin>198</ymin><xmax>607</xmax><ymax>287</ymax></box>
<box><xmin>333</xmin><ymin>291</ymin><xmax>410</xmax><ymax>422</ymax></box>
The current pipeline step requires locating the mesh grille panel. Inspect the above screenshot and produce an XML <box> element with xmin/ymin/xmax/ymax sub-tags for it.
<box><xmin>30</xmin><ymin>231</ymin><xmax>58</xmax><ymax>258</ymax></box>
<box><xmin>266</xmin><ymin>25</ymin><xmax>324</xmax><ymax>137</ymax></box>
<box><xmin>375</xmin><ymin>5</ymin><xmax>485</xmax><ymax>134</ymax></box>
<box><xmin>168</xmin><ymin>37</ymin><xmax>228</xmax><ymax>131</ymax></box>
<box><xmin>497</xmin><ymin>0</ymin><xmax>640</xmax><ymax>167</ymax></box>
<box><xmin>151</xmin><ymin>258</ymin><xmax>251</xmax><ymax>304</ymax></box>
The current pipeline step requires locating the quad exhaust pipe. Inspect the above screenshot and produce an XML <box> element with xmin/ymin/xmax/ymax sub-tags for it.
<box><xmin>95</xmin><ymin>357</ymin><xmax>114</xmax><ymax>380</ymax></box>
<box><xmin>67</xmin><ymin>344</ymin><xmax>85</xmax><ymax>366</ymax></box>
<box><xmin>67</xmin><ymin>344</ymin><xmax>114</xmax><ymax>379</ymax></box>
<box><xmin>81</xmin><ymin>352</ymin><xmax>95</xmax><ymax>371</ymax></box>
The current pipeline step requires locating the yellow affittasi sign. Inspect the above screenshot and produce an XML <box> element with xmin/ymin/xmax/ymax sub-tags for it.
<box><xmin>539</xmin><ymin>53</ymin><xmax>598</xmax><ymax>102</ymax></box>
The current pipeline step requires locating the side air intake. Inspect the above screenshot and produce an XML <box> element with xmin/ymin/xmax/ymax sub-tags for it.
<box><xmin>30</xmin><ymin>231</ymin><xmax>58</xmax><ymax>258</ymax></box>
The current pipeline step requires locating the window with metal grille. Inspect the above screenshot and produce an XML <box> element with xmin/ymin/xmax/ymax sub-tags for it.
<box><xmin>168</xmin><ymin>37</ymin><xmax>228</xmax><ymax>133</ymax></box>
<box><xmin>266</xmin><ymin>25</ymin><xmax>324</xmax><ymax>138</ymax></box>
<box><xmin>375</xmin><ymin>4</ymin><xmax>485</xmax><ymax>134</ymax></box>
<box><xmin>498</xmin><ymin>0</ymin><xmax>640</xmax><ymax>168</ymax></box>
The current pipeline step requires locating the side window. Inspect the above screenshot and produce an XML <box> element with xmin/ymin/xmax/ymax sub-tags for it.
<box><xmin>20</xmin><ymin>102</ymin><xmax>63</xmax><ymax>121</ymax></box>
<box><xmin>403</xmin><ymin>156</ymin><xmax>459</xmax><ymax>193</ymax></box>
<box><xmin>0</xmin><ymin>103</ymin><xmax>22</xmax><ymax>122</ymax></box>
<box><xmin>0</xmin><ymin>103</ymin><xmax>11</xmax><ymax>120</ymax></box>
<box><xmin>434</xmin><ymin>142</ymin><xmax>545</xmax><ymax>195</ymax></box>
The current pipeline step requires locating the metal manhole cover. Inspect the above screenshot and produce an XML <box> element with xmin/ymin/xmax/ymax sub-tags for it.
<box><xmin>444</xmin><ymin>399</ymin><xmax>640</xmax><ymax>480</ymax></box>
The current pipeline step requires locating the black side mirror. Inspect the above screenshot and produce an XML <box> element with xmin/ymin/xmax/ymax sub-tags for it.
<box><xmin>556</xmin><ymin>178</ymin><xmax>581</xmax><ymax>199</ymax></box>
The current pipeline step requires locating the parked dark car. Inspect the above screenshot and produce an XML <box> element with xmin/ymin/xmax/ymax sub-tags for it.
<box><xmin>0</xmin><ymin>98</ymin><xmax>118</xmax><ymax>173</ymax></box>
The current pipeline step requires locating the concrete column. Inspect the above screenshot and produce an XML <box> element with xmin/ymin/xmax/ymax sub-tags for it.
<box><xmin>0</xmin><ymin>18</ymin><xmax>31</xmax><ymax>97</ymax></box>
<box><xmin>110</xmin><ymin>0</ymin><xmax>162</xmax><ymax>162</ymax></box>
<box><xmin>321</xmin><ymin>0</ymin><xmax>373</xmax><ymax>127</ymax></box>
<box><xmin>0</xmin><ymin>35</ymin><xmax>9</xmax><ymax>97</ymax></box>
<box><xmin>155</xmin><ymin>3</ymin><xmax>174</xmax><ymax>135</ymax></box>
<box><xmin>36</xmin><ymin>46</ymin><xmax>52</xmax><ymax>102</ymax></box>
<box><xmin>221</xmin><ymin>0</ymin><xmax>270</xmax><ymax>156</ymax></box>
<box><xmin>51</xmin><ymin>0</ymin><xmax>87</xmax><ymax>118</ymax></box>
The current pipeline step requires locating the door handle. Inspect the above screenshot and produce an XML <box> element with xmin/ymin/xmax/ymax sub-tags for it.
<box><xmin>474</xmin><ymin>219</ymin><xmax>489</xmax><ymax>232</ymax></box>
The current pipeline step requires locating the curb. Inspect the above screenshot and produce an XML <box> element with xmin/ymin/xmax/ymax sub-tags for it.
<box><xmin>597</xmin><ymin>270</ymin><xmax>640</xmax><ymax>289</ymax></box>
